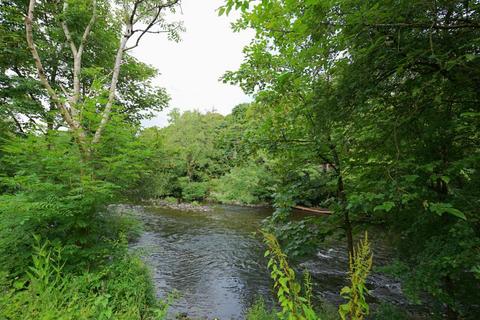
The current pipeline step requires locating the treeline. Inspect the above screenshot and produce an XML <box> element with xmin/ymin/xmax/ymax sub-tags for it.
<box><xmin>137</xmin><ymin>106</ymin><xmax>331</xmax><ymax>206</ymax></box>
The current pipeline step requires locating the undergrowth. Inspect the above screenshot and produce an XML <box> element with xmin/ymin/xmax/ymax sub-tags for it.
<box><xmin>0</xmin><ymin>234</ymin><xmax>169</xmax><ymax>320</ymax></box>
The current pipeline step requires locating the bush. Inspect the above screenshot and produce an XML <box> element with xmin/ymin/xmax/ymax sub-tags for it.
<box><xmin>163</xmin><ymin>196</ymin><xmax>178</xmax><ymax>204</ymax></box>
<box><xmin>211</xmin><ymin>163</ymin><xmax>271</xmax><ymax>205</ymax></box>
<box><xmin>0</xmin><ymin>238</ymin><xmax>169</xmax><ymax>320</ymax></box>
<box><xmin>180</xmin><ymin>180</ymin><xmax>209</xmax><ymax>202</ymax></box>
<box><xmin>0</xmin><ymin>180</ymin><xmax>118</xmax><ymax>276</ymax></box>
<box><xmin>144</xmin><ymin>171</ymin><xmax>181</xmax><ymax>199</ymax></box>
<box><xmin>103</xmin><ymin>210</ymin><xmax>144</xmax><ymax>242</ymax></box>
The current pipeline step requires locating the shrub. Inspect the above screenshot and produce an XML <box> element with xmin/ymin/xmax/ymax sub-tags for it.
<box><xmin>211</xmin><ymin>163</ymin><xmax>271</xmax><ymax>205</ymax></box>
<box><xmin>0</xmin><ymin>237</ymin><xmax>169</xmax><ymax>320</ymax></box>
<box><xmin>146</xmin><ymin>171</ymin><xmax>181</xmax><ymax>199</ymax></box>
<box><xmin>180</xmin><ymin>180</ymin><xmax>209</xmax><ymax>202</ymax></box>
<box><xmin>103</xmin><ymin>210</ymin><xmax>144</xmax><ymax>242</ymax></box>
<box><xmin>163</xmin><ymin>196</ymin><xmax>178</xmax><ymax>204</ymax></box>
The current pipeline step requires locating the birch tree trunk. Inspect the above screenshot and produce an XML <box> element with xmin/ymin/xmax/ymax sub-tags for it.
<box><xmin>25</xmin><ymin>0</ymin><xmax>181</xmax><ymax>158</ymax></box>
<box><xmin>25</xmin><ymin>0</ymin><xmax>91</xmax><ymax>158</ymax></box>
<box><xmin>92</xmin><ymin>23</ymin><xmax>132</xmax><ymax>145</ymax></box>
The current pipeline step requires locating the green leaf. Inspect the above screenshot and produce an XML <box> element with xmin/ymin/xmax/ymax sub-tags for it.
<box><xmin>465</xmin><ymin>53</ymin><xmax>476</xmax><ymax>61</ymax></box>
<box><xmin>428</xmin><ymin>202</ymin><xmax>466</xmax><ymax>220</ymax></box>
<box><xmin>373</xmin><ymin>201</ymin><xmax>395</xmax><ymax>212</ymax></box>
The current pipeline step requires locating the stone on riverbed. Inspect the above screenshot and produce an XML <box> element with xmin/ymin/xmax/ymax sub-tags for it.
<box><xmin>144</xmin><ymin>199</ymin><xmax>212</xmax><ymax>212</ymax></box>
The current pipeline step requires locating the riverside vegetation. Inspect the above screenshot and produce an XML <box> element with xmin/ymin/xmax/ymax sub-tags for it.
<box><xmin>1</xmin><ymin>0</ymin><xmax>479</xmax><ymax>319</ymax></box>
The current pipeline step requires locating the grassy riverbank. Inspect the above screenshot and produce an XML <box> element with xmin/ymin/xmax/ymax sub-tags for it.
<box><xmin>0</xmin><ymin>208</ymin><xmax>168</xmax><ymax>319</ymax></box>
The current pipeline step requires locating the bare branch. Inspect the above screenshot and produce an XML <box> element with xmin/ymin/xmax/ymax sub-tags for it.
<box><xmin>125</xmin><ymin>0</ymin><xmax>181</xmax><ymax>51</ymax></box>
<box><xmin>25</xmin><ymin>114</ymin><xmax>47</xmax><ymax>134</ymax></box>
<box><xmin>130</xmin><ymin>0</ymin><xmax>145</xmax><ymax>25</ymax></box>
<box><xmin>124</xmin><ymin>6</ymin><xmax>163</xmax><ymax>52</ymax></box>
<box><xmin>92</xmin><ymin>0</ymin><xmax>181</xmax><ymax>145</ymax></box>
<box><xmin>132</xmin><ymin>29</ymin><xmax>169</xmax><ymax>34</ymax></box>
<box><xmin>8</xmin><ymin>111</ymin><xmax>26</xmax><ymax>134</ymax></box>
<box><xmin>59</xmin><ymin>83</ymin><xmax>69</xmax><ymax>97</ymax></box>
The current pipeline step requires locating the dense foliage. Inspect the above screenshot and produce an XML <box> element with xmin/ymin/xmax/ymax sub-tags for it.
<box><xmin>219</xmin><ymin>0</ymin><xmax>480</xmax><ymax>318</ymax></box>
<box><xmin>137</xmin><ymin>107</ymin><xmax>279</xmax><ymax>204</ymax></box>
<box><xmin>1</xmin><ymin>0</ymin><xmax>180</xmax><ymax>318</ymax></box>
<box><xmin>1</xmin><ymin>0</ymin><xmax>479</xmax><ymax>318</ymax></box>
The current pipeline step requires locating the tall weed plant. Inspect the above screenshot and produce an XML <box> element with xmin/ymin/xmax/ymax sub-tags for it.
<box><xmin>338</xmin><ymin>232</ymin><xmax>373</xmax><ymax>320</ymax></box>
<box><xmin>263</xmin><ymin>231</ymin><xmax>317</xmax><ymax>320</ymax></box>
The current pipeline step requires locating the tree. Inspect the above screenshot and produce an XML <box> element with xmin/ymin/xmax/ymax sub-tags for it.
<box><xmin>24</xmin><ymin>0</ymin><xmax>182</xmax><ymax>158</ymax></box>
<box><xmin>162</xmin><ymin>109</ymin><xmax>225</xmax><ymax>182</ymax></box>
<box><xmin>221</xmin><ymin>0</ymin><xmax>480</xmax><ymax>317</ymax></box>
<box><xmin>221</xmin><ymin>0</ymin><xmax>357</xmax><ymax>257</ymax></box>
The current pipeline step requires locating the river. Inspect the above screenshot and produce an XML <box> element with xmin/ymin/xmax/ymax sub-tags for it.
<box><xmin>114</xmin><ymin>204</ymin><xmax>419</xmax><ymax>319</ymax></box>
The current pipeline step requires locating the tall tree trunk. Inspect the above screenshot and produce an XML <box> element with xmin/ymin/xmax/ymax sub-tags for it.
<box><xmin>444</xmin><ymin>276</ymin><xmax>459</xmax><ymax>320</ymax></box>
<box><xmin>329</xmin><ymin>138</ymin><xmax>354</xmax><ymax>258</ymax></box>
<box><xmin>25</xmin><ymin>0</ymin><xmax>89</xmax><ymax>158</ymax></box>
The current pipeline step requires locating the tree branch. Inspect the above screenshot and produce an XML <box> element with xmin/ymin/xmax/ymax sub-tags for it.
<box><xmin>92</xmin><ymin>0</ymin><xmax>180</xmax><ymax>145</ymax></box>
<box><xmin>132</xmin><ymin>29</ymin><xmax>170</xmax><ymax>34</ymax></box>
<box><xmin>62</xmin><ymin>0</ymin><xmax>97</xmax><ymax>108</ymax></box>
<box><xmin>322</xmin><ymin>20</ymin><xmax>480</xmax><ymax>30</ymax></box>
<box><xmin>61</xmin><ymin>2</ymin><xmax>78</xmax><ymax>56</ymax></box>
<box><xmin>92</xmin><ymin>23</ymin><xmax>132</xmax><ymax>144</ymax></box>
<box><xmin>25</xmin><ymin>0</ymin><xmax>89</xmax><ymax>156</ymax></box>
<box><xmin>124</xmin><ymin>0</ymin><xmax>181</xmax><ymax>52</ymax></box>
<box><xmin>77</xmin><ymin>0</ymin><xmax>97</xmax><ymax>57</ymax></box>
<box><xmin>124</xmin><ymin>6</ymin><xmax>163</xmax><ymax>52</ymax></box>
<box><xmin>8</xmin><ymin>111</ymin><xmax>25</xmax><ymax>134</ymax></box>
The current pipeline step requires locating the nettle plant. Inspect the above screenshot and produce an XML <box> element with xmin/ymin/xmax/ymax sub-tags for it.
<box><xmin>262</xmin><ymin>230</ymin><xmax>373</xmax><ymax>320</ymax></box>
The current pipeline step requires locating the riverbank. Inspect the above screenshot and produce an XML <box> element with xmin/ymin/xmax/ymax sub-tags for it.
<box><xmin>142</xmin><ymin>198</ymin><xmax>270</xmax><ymax>213</ymax></box>
<box><xmin>143</xmin><ymin>198</ymin><xmax>213</xmax><ymax>212</ymax></box>
<box><xmin>0</xmin><ymin>206</ymin><xmax>170</xmax><ymax>319</ymax></box>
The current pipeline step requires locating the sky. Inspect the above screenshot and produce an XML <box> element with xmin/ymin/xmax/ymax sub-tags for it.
<box><xmin>131</xmin><ymin>0</ymin><xmax>254</xmax><ymax>127</ymax></box>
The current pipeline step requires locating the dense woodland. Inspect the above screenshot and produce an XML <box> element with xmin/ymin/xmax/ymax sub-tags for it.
<box><xmin>1</xmin><ymin>0</ymin><xmax>479</xmax><ymax>319</ymax></box>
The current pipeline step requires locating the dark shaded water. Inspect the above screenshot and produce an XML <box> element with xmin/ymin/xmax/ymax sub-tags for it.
<box><xmin>115</xmin><ymin>204</ymin><xmax>415</xmax><ymax>319</ymax></box>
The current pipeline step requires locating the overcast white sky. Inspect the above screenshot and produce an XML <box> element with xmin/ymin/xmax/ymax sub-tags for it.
<box><xmin>131</xmin><ymin>0</ymin><xmax>254</xmax><ymax>127</ymax></box>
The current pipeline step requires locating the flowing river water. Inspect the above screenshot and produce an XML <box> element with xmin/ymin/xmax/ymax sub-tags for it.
<box><xmin>115</xmin><ymin>204</ymin><xmax>420</xmax><ymax>319</ymax></box>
